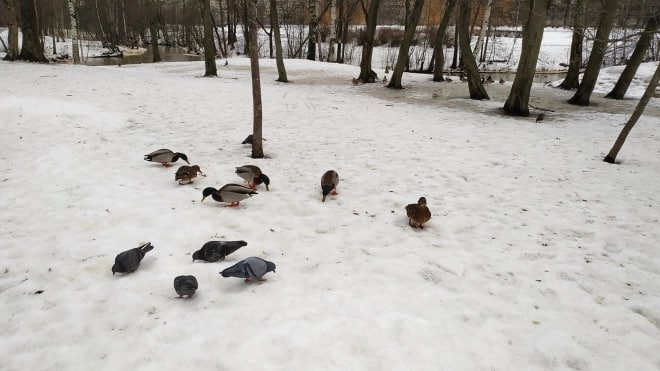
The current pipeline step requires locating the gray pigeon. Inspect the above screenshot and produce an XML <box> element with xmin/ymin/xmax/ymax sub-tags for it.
<box><xmin>112</xmin><ymin>242</ymin><xmax>154</xmax><ymax>275</ymax></box>
<box><xmin>220</xmin><ymin>257</ymin><xmax>276</xmax><ymax>282</ymax></box>
<box><xmin>192</xmin><ymin>240</ymin><xmax>247</xmax><ymax>262</ymax></box>
<box><xmin>174</xmin><ymin>275</ymin><xmax>198</xmax><ymax>298</ymax></box>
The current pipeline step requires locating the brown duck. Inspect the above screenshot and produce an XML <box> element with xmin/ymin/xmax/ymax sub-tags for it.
<box><xmin>175</xmin><ymin>165</ymin><xmax>205</xmax><ymax>184</ymax></box>
<box><xmin>405</xmin><ymin>197</ymin><xmax>431</xmax><ymax>229</ymax></box>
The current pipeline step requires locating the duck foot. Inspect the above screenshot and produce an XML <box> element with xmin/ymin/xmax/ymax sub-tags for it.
<box><xmin>162</xmin><ymin>163</ymin><xmax>172</xmax><ymax>168</ymax></box>
<box><xmin>226</xmin><ymin>202</ymin><xmax>240</xmax><ymax>207</ymax></box>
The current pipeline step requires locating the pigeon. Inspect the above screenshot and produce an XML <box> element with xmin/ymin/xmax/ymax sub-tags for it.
<box><xmin>112</xmin><ymin>242</ymin><xmax>154</xmax><ymax>275</ymax></box>
<box><xmin>241</xmin><ymin>134</ymin><xmax>253</xmax><ymax>144</ymax></box>
<box><xmin>536</xmin><ymin>113</ymin><xmax>545</xmax><ymax>123</ymax></box>
<box><xmin>405</xmin><ymin>197</ymin><xmax>431</xmax><ymax>229</ymax></box>
<box><xmin>220</xmin><ymin>257</ymin><xmax>276</xmax><ymax>282</ymax></box>
<box><xmin>192</xmin><ymin>240</ymin><xmax>247</xmax><ymax>262</ymax></box>
<box><xmin>174</xmin><ymin>275</ymin><xmax>198</xmax><ymax>298</ymax></box>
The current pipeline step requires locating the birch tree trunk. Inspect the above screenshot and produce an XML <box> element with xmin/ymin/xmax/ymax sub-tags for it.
<box><xmin>558</xmin><ymin>0</ymin><xmax>585</xmax><ymax>90</ymax></box>
<box><xmin>457</xmin><ymin>0</ymin><xmax>488</xmax><ymax>100</ymax></box>
<box><xmin>605</xmin><ymin>12</ymin><xmax>660</xmax><ymax>99</ymax></box>
<box><xmin>431</xmin><ymin>0</ymin><xmax>458</xmax><ymax>81</ymax></box>
<box><xmin>68</xmin><ymin>0</ymin><xmax>81</xmax><ymax>64</ymax></box>
<box><xmin>148</xmin><ymin>0</ymin><xmax>161</xmax><ymax>62</ymax></box>
<box><xmin>568</xmin><ymin>0</ymin><xmax>618</xmax><ymax>106</ymax></box>
<box><xmin>472</xmin><ymin>0</ymin><xmax>492</xmax><ymax>63</ymax></box>
<box><xmin>387</xmin><ymin>0</ymin><xmax>425</xmax><ymax>89</ymax></box>
<box><xmin>503</xmin><ymin>0</ymin><xmax>549</xmax><ymax>115</ymax></box>
<box><xmin>248</xmin><ymin>0</ymin><xmax>264</xmax><ymax>158</ymax></box>
<box><xmin>202</xmin><ymin>0</ymin><xmax>218</xmax><ymax>76</ymax></box>
<box><xmin>270</xmin><ymin>0</ymin><xmax>288</xmax><ymax>82</ymax></box>
<box><xmin>307</xmin><ymin>0</ymin><xmax>319</xmax><ymax>60</ymax></box>
<box><xmin>603</xmin><ymin>60</ymin><xmax>660</xmax><ymax>163</ymax></box>
<box><xmin>327</xmin><ymin>0</ymin><xmax>337</xmax><ymax>63</ymax></box>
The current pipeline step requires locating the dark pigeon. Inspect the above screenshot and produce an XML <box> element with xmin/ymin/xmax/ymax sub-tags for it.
<box><xmin>112</xmin><ymin>242</ymin><xmax>154</xmax><ymax>275</ymax></box>
<box><xmin>174</xmin><ymin>275</ymin><xmax>198</xmax><ymax>298</ymax></box>
<box><xmin>241</xmin><ymin>134</ymin><xmax>253</xmax><ymax>144</ymax></box>
<box><xmin>192</xmin><ymin>240</ymin><xmax>247</xmax><ymax>262</ymax></box>
<box><xmin>220</xmin><ymin>257</ymin><xmax>276</xmax><ymax>282</ymax></box>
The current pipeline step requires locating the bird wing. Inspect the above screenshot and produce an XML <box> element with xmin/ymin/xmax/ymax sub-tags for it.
<box><xmin>221</xmin><ymin>260</ymin><xmax>248</xmax><ymax>278</ymax></box>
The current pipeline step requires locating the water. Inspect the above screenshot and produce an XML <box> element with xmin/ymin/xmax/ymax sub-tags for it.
<box><xmin>445</xmin><ymin>71</ymin><xmax>567</xmax><ymax>84</ymax></box>
<box><xmin>84</xmin><ymin>45</ymin><xmax>202</xmax><ymax>66</ymax></box>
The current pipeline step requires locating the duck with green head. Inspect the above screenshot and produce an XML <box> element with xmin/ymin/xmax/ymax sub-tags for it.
<box><xmin>201</xmin><ymin>184</ymin><xmax>257</xmax><ymax>207</ymax></box>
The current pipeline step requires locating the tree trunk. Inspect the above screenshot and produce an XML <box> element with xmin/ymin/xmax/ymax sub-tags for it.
<box><xmin>307</xmin><ymin>0</ymin><xmax>319</xmax><ymax>60</ymax></box>
<box><xmin>270</xmin><ymin>0</ymin><xmax>288</xmax><ymax>82</ymax></box>
<box><xmin>327</xmin><ymin>0</ymin><xmax>337</xmax><ymax>62</ymax></box>
<box><xmin>2</xmin><ymin>0</ymin><xmax>20</xmax><ymax>60</ymax></box>
<box><xmin>457</xmin><ymin>0</ymin><xmax>488</xmax><ymax>100</ymax></box>
<box><xmin>604</xmin><ymin>59</ymin><xmax>660</xmax><ymax>163</ymax></box>
<box><xmin>432</xmin><ymin>0</ymin><xmax>458</xmax><ymax>81</ymax></box>
<box><xmin>202</xmin><ymin>0</ymin><xmax>218</xmax><ymax>76</ymax></box>
<box><xmin>472</xmin><ymin>0</ymin><xmax>493</xmax><ymax>63</ymax></box>
<box><xmin>358</xmin><ymin>0</ymin><xmax>382</xmax><ymax>82</ymax></box>
<box><xmin>18</xmin><ymin>0</ymin><xmax>48</xmax><ymax>62</ymax></box>
<box><xmin>450</xmin><ymin>22</ymin><xmax>459</xmax><ymax>69</ymax></box>
<box><xmin>247</xmin><ymin>0</ymin><xmax>264</xmax><ymax>158</ymax></box>
<box><xmin>568</xmin><ymin>0</ymin><xmax>618</xmax><ymax>106</ymax></box>
<box><xmin>149</xmin><ymin>0</ymin><xmax>161</xmax><ymax>62</ymax></box>
<box><xmin>558</xmin><ymin>0</ymin><xmax>585</xmax><ymax>90</ymax></box>
<box><xmin>387</xmin><ymin>0</ymin><xmax>425</xmax><ymax>89</ymax></box>
<box><xmin>503</xmin><ymin>0</ymin><xmax>549</xmax><ymax>115</ymax></box>
<box><xmin>605</xmin><ymin>12</ymin><xmax>660</xmax><ymax>99</ymax></box>
<box><xmin>68</xmin><ymin>0</ymin><xmax>81</xmax><ymax>64</ymax></box>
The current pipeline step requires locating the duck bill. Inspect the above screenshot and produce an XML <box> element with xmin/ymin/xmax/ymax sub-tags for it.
<box><xmin>322</xmin><ymin>195</ymin><xmax>326</xmax><ymax>202</ymax></box>
<box><xmin>201</xmin><ymin>196</ymin><xmax>207</xmax><ymax>202</ymax></box>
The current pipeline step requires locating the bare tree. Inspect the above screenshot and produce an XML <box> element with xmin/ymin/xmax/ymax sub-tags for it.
<box><xmin>247</xmin><ymin>0</ymin><xmax>264</xmax><ymax>158</ymax></box>
<box><xmin>431</xmin><ymin>0</ymin><xmax>458</xmax><ymax>81</ymax></box>
<box><xmin>68</xmin><ymin>0</ymin><xmax>81</xmax><ymax>64</ymax></box>
<box><xmin>605</xmin><ymin>12</ymin><xmax>660</xmax><ymax>99</ymax></box>
<box><xmin>603</xmin><ymin>60</ymin><xmax>660</xmax><ymax>163</ymax></box>
<box><xmin>148</xmin><ymin>0</ymin><xmax>161</xmax><ymax>62</ymax></box>
<box><xmin>202</xmin><ymin>0</ymin><xmax>217</xmax><ymax>76</ymax></box>
<box><xmin>270</xmin><ymin>0</ymin><xmax>288</xmax><ymax>82</ymax></box>
<box><xmin>2</xmin><ymin>0</ymin><xmax>20</xmax><ymax>60</ymax></box>
<box><xmin>457</xmin><ymin>0</ymin><xmax>488</xmax><ymax>100</ymax></box>
<box><xmin>472</xmin><ymin>0</ymin><xmax>493</xmax><ymax>63</ymax></box>
<box><xmin>568</xmin><ymin>0</ymin><xmax>619</xmax><ymax>106</ymax></box>
<box><xmin>503</xmin><ymin>0</ymin><xmax>550</xmax><ymax>115</ymax></box>
<box><xmin>307</xmin><ymin>0</ymin><xmax>319</xmax><ymax>60</ymax></box>
<box><xmin>327</xmin><ymin>0</ymin><xmax>337</xmax><ymax>62</ymax></box>
<box><xmin>357</xmin><ymin>0</ymin><xmax>382</xmax><ymax>82</ymax></box>
<box><xmin>559</xmin><ymin>0</ymin><xmax>585</xmax><ymax>90</ymax></box>
<box><xmin>387</xmin><ymin>0</ymin><xmax>426</xmax><ymax>89</ymax></box>
<box><xmin>18</xmin><ymin>0</ymin><xmax>48</xmax><ymax>62</ymax></box>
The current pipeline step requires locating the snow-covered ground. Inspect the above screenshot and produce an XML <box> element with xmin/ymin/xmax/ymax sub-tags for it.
<box><xmin>1</xmin><ymin>55</ymin><xmax>659</xmax><ymax>370</ymax></box>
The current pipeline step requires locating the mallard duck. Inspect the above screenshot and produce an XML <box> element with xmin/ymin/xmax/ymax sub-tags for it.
<box><xmin>321</xmin><ymin>170</ymin><xmax>339</xmax><ymax>202</ymax></box>
<box><xmin>536</xmin><ymin>113</ymin><xmax>545</xmax><ymax>123</ymax></box>
<box><xmin>201</xmin><ymin>184</ymin><xmax>257</xmax><ymax>207</ymax></box>
<box><xmin>235</xmin><ymin>165</ymin><xmax>270</xmax><ymax>191</ymax></box>
<box><xmin>405</xmin><ymin>197</ymin><xmax>431</xmax><ymax>229</ymax></box>
<box><xmin>144</xmin><ymin>149</ymin><xmax>190</xmax><ymax>167</ymax></box>
<box><xmin>486</xmin><ymin>75</ymin><xmax>495</xmax><ymax>84</ymax></box>
<box><xmin>175</xmin><ymin>165</ymin><xmax>205</xmax><ymax>184</ymax></box>
<box><xmin>499</xmin><ymin>77</ymin><xmax>505</xmax><ymax>84</ymax></box>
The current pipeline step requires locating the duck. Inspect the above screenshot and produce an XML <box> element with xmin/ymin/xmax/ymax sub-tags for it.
<box><xmin>405</xmin><ymin>197</ymin><xmax>431</xmax><ymax>229</ymax></box>
<box><xmin>535</xmin><ymin>113</ymin><xmax>545</xmax><ymax>123</ymax></box>
<box><xmin>201</xmin><ymin>184</ymin><xmax>257</xmax><ymax>207</ymax></box>
<box><xmin>235</xmin><ymin>165</ymin><xmax>270</xmax><ymax>191</ymax></box>
<box><xmin>144</xmin><ymin>149</ymin><xmax>190</xmax><ymax>167</ymax></box>
<box><xmin>175</xmin><ymin>165</ymin><xmax>205</xmax><ymax>184</ymax></box>
<box><xmin>486</xmin><ymin>75</ymin><xmax>495</xmax><ymax>84</ymax></box>
<box><xmin>499</xmin><ymin>77</ymin><xmax>505</xmax><ymax>84</ymax></box>
<box><xmin>321</xmin><ymin>170</ymin><xmax>339</xmax><ymax>202</ymax></box>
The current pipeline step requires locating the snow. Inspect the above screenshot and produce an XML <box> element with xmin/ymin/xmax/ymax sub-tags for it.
<box><xmin>1</xmin><ymin>53</ymin><xmax>660</xmax><ymax>370</ymax></box>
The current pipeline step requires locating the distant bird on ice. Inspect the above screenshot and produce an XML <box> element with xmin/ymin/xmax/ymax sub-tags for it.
<box><xmin>224</xmin><ymin>60</ymin><xmax>229</xmax><ymax>66</ymax></box>
<box><xmin>405</xmin><ymin>197</ymin><xmax>431</xmax><ymax>229</ymax></box>
<box><xmin>536</xmin><ymin>113</ymin><xmax>545</xmax><ymax>123</ymax></box>
<box><xmin>174</xmin><ymin>275</ymin><xmax>198</xmax><ymax>298</ymax></box>
<box><xmin>144</xmin><ymin>149</ymin><xmax>190</xmax><ymax>167</ymax></box>
<box><xmin>321</xmin><ymin>170</ymin><xmax>339</xmax><ymax>202</ymax></box>
<box><xmin>201</xmin><ymin>184</ymin><xmax>257</xmax><ymax>207</ymax></box>
<box><xmin>112</xmin><ymin>242</ymin><xmax>154</xmax><ymax>275</ymax></box>
<box><xmin>499</xmin><ymin>77</ymin><xmax>505</xmax><ymax>84</ymax></box>
<box><xmin>192</xmin><ymin>240</ymin><xmax>247</xmax><ymax>262</ymax></box>
<box><xmin>220</xmin><ymin>257</ymin><xmax>276</xmax><ymax>282</ymax></box>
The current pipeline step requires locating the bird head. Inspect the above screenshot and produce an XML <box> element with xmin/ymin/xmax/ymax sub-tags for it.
<box><xmin>258</xmin><ymin>174</ymin><xmax>270</xmax><ymax>191</ymax></box>
<box><xmin>192</xmin><ymin>250</ymin><xmax>202</xmax><ymax>261</ymax></box>
<box><xmin>201</xmin><ymin>187</ymin><xmax>216</xmax><ymax>202</ymax></box>
<box><xmin>177</xmin><ymin>153</ymin><xmax>190</xmax><ymax>165</ymax></box>
<box><xmin>418</xmin><ymin>197</ymin><xmax>427</xmax><ymax>206</ymax></box>
<box><xmin>111</xmin><ymin>264</ymin><xmax>118</xmax><ymax>275</ymax></box>
<box><xmin>266</xmin><ymin>261</ymin><xmax>276</xmax><ymax>274</ymax></box>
